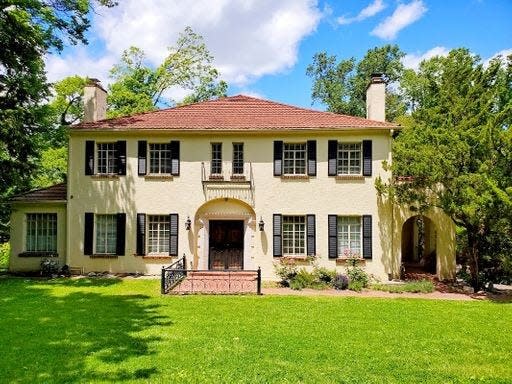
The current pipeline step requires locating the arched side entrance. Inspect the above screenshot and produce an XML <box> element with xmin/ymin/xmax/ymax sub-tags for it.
<box><xmin>193</xmin><ymin>198</ymin><xmax>256</xmax><ymax>271</ymax></box>
<box><xmin>401</xmin><ymin>215</ymin><xmax>437</xmax><ymax>274</ymax></box>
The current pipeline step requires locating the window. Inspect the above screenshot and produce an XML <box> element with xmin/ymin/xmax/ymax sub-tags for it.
<box><xmin>337</xmin><ymin>143</ymin><xmax>361</xmax><ymax>175</ymax></box>
<box><xmin>338</xmin><ymin>216</ymin><xmax>361</xmax><ymax>256</ymax></box>
<box><xmin>211</xmin><ymin>143</ymin><xmax>222</xmax><ymax>174</ymax></box>
<box><xmin>148</xmin><ymin>215</ymin><xmax>170</xmax><ymax>254</ymax></box>
<box><xmin>26</xmin><ymin>213</ymin><xmax>57</xmax><ymax>252</ymax></box>
<box><xmin>95</xmin><ymin>215</ymin><xmax>117</xmax><ymax>254</ymax></box>
<box><xmin>97</xmin><ymin>143</ymin><xmax>117</xmax><ymax>174</ymax></box>
<box><xmin>149</xmin><ymin>143</ymin><xmax>171</xmax><ymax>174</ymax></box>
<box><xmin>232</xmin><ymin>143</ymin><xmax>244</xmax><ymax>175</ymax></box>
<box><xmin>282</xmin><ymin>216</ymin><xmax>306</xmax><ymax>255</ymax></box>
<box><xmin>283</xmin><ymin>143</ymin><xmax>306</xmax><ymax>175</ymax></box>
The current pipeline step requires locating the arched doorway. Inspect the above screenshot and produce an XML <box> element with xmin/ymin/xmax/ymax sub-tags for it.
<box><xmin>401</xmin><ymin>215</ymin><xmax>437</xmax><ymax>274</ymax></box>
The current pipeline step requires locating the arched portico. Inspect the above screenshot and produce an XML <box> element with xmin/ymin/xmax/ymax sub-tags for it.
<box><xmin>192</xmin><ymin>198</ymin><xmax>257</xmax><ymax>270</ymax></box>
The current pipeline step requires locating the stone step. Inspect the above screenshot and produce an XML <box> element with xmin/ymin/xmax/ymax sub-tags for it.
<box><xmin>171</xmin><ymin>270</ymin><xmax>259</xmax><ymax>294</ymax></box>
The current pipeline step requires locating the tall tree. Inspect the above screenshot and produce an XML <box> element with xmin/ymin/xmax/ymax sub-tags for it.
<box><xmin>378</xmin><ymin>49</ymin><xmax>512</xmax><ymax>290</ymax></box>
<box><xmin>108</xmin><ymin>27</ymin><xmax>227</xmax><ymax>117</ymax></box>
<box><xmin>306</xmin><ymin>45</ymin><xmax>405</xmax><ymax>120</ymax></box>
<box><xmin>0</xmin><ymin>1</ymin><xmax>115</xmax><ymax>237</ymax></box>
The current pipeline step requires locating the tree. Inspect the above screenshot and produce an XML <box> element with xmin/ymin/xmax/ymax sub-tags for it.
<box><xmin>306</xmin><ymin>45</ymin><xmax>405</xmax><ymax>120</ymax></box>
<box><xmin>378</xmin><ymin>49</ymin><xmax>512</xmax><ymax>290</ymax></box>
<box><xmin>107</xmin><ymin>27</ymin><xmax>227</xmax><ymax>117</ymax></box>
<box><xmin>0</xmin><ymin>1</ymin><xmax>115</xmax><ymax>237</ymax></box>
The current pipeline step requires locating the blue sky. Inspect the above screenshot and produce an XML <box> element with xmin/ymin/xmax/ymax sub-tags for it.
<box><xmin>46</xmin><ymin>0</ymin><xmax>512</xmax><ymax>110</ymax></box>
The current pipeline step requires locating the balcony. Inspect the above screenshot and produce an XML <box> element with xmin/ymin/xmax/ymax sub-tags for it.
<box><xmin>201</xmin><ymin>162</ymin><xmax>254</xmax><ymax>206</ymax></box>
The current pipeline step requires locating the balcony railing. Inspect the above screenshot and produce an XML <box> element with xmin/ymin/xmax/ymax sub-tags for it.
<box><xmin>201</xmin><ymin>162</ymin><xmax>254</xmax><ymax>206</ymax></box>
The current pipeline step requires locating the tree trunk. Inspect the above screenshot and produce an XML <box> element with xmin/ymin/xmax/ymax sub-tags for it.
<box><xmin>467</xmin><ymin>232</ymin><xmax>480</xmax><ymax>291</ymax></box>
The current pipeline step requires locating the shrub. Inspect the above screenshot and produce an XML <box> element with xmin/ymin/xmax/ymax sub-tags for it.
<box><xmin>348</xmin><ymin>280</ymin><xmax>365</xmax><ymax>292</ymax></box>
<box><xmin>0</xmin><ymin>243</ymin><xmax>10</xmax><ymax>269</ymax></box>
<box><xmin>313</xmin><ymin>266</ymin><xmax>336</xmax><ymax>284</ymax></box>
<box><xmin>346</xmin><ymin>257</ymin><xmax>369</xmax><ymax>291</ymax></box>
<box><xmin>333</xmin><ymin>274</ymin><xmax>349</xmax><ymax>290</ymax></box>
<box><xmin>274</xmin><ymin>258</ymin><xmax>298</xmax><ymax>287</ymax></box>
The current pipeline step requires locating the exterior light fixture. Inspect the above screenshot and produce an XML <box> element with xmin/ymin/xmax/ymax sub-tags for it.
<box><xmin>259</xmin><ymin>217</ymin><xmax>265</xmax><ymax>231</ymax></box>
<box><xmin>185</xmin><ymin>216</ymin><xmax>192</xmax><ymax>231</ymax></box>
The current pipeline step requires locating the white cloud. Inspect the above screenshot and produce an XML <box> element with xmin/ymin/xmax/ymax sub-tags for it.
<box><xmin>402</xmin><ymin>46</ymin><xmax>449</xmax><ymax>70</ymax></box>
<box><xmin>371</xmin><ymin>0</ymin><xmax>427</xmax><ymax>40</ymax></box>
<box><xmin>484</xmin><ymin>48</ymin><xmax>512</xmax><ymax>67</ymax></box>
<box><xmin>337</xmin><ymin>0</ymin><xmax>386</xmax><ymax>25</ymax></box>
<box><xmin>45</xmin><ymin>0</ymin><xmax>322</xmax><ymax>88</ymax></box>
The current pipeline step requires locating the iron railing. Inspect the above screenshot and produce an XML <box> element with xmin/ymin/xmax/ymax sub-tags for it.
<box><xmin>161</xmin><ymin>255</ymin><xmax>187</xmax><ymax>294</ymax></box>
<box><xmin>201</xmin><ymin>162</ymin><xmax>255</xmax><ymax>206</ymax></box>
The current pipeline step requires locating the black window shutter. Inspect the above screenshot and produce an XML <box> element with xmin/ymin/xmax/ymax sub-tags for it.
<box><xmin>273</xmin><ymin>214</ymin><xmax>282</xmax><ymax>257</ymax></box>
<box><xmin>116</xmin><ymin>141</ymin><xmax>127</xmax><ymax>175</ymax></box>
<box><xmin>138</xmin><ymin>141</ymin><xmax>147</xmax><ymax>176</ymax></box>
<box><xmin>307</xmin><ymin>140</ymin><xmax>317</xmax><ymax>176</ymax></box>
<box><xmin>362</xmin><ymin>215</ymin><xmax>372</xmax><ymax>259</ymax></box>
<box><xmin>136</xmin><ymin>213</ymin><xmax>146</xmax><ymax>256</ymax></box>
<box><xmin>84</xmin><ymin>212</ymin><xmax>94</xmax><ymax>255</ymax></box>
<box><xmin>362</xmin><ymin>140</ymin><xmax>372</xmax><ymax>177</ymax></box>
<box><xmin>169</xmin><ymin>213</ymin><xmax>178</xmax><ymax>256</ymax></box>
<box><xmin>273</xmin><ymin>141</ymin><xmax>283</xmax><ymax>176</ymax></box>
<box><xmin>306</xmin><ymin>214</ymin><xmax>316</xmax><ymax>256</ymax></box>
<box><xmin>116</xmin><ymin>213</ymin><xmax>126</xmax><ymax>256</ymax></box>
<box><xmin>328</xmin><ymin>215</ymin><xmax>338</xmax><ymax>258</ymax></box>
<box><xmin>328</xmin><ymin>140</ymin><xmax>338</xmax><ymax>176</ymax></box>
<box><xmin>85</xmin><ymin>141</ymin><xmax>95</xmax><ymax>175</ymax></box>
<box><xmin>170</xmin><ymin>141</ymin><xmax>180</xmax><ymax>176</ymax></box>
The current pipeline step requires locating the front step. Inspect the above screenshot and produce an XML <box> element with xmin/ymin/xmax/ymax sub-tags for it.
<box><xmin>171</xmin><ymin>270</ymin><xmax>260</xmax><ymax>295</ymax></box>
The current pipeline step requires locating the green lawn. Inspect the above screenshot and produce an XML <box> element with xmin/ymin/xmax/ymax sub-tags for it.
<box><xmin>0</xmin><ymin>278</ymin><xmax>511</xmax><ymax>383</ymax></box>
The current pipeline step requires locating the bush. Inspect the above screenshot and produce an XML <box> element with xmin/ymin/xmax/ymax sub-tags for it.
<box><xmin>274</xmin><ymin>259</ymin><xmax>298</xmax><ymax>287</ymax></box>
<box><xmin>346</xmin><ymin>257</ymin><xmax>369</xmax><ymax>291</ymax></box>
<box><xmin>333</xmin><ymin>274</ymin><xmax>349</xmax><ymax>290</ymax></box>
<box><xmin>0</xmin><ymin>243</ymin><xmax>10</xmax><ymax>269</ymax></box>
<box><xmin>348</xmin><ymin>280</ymin><xmax>365</xmax><ymax>292</ymax></box>
<box><xmin>313</xmin><ymin>266</ymin><xmax>336</xmax><ymax>284</ymax></box>
<box><xmin>289</xmin><ymin>269</ymin><xmax>316</xmax><ymax>290</ymax></box>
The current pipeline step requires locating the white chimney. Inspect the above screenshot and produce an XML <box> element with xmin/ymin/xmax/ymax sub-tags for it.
<box><xmin>83</xmin><ymin>78</ymin><xmax>107</xmax><ymax>122</ymax></box>
<box><xmin>366</xmin><ymin>73</ymin><xmax>386</xmax><ymax>122</ymax></box>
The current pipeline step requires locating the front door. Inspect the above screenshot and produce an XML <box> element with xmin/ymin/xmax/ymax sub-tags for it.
<box><xmin>209</xmin><ymin>220</ymin><xmax>244</xmax><ymax>270</ymax></box>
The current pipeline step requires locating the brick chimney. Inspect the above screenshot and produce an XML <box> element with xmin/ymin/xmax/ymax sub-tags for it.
<box><xmin>366</xmin><ymin>73</ymin><xmax>385</xmax><ymax>122</ymax></box>
<box><xmin>83</xmin><ymin>78</ymin><xmax>107</xmax><ymax>122</ymax></box>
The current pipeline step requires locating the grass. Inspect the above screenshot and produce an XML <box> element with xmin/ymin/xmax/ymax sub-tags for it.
<box><xmin>371</xmin><ymin>279</ymin><xmax>435</xmax><ymax>293</ymax></box>
<box><xmin>0</xmin><ymin>278</ymin><xmax>511</xmax><ymax>383</ymax></box>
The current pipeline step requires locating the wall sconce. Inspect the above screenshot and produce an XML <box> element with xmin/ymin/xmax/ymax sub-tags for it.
<box><xmin>185</xmin><ymin>216</ymin><xmax>192</xmax><ymax>231</ymax></box>
<box><xmin>259</xmin><ymin>217</ymin><xmax>265</xmax><ymax>232</ymax></box>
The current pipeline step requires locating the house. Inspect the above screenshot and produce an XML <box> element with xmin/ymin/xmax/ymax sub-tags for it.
<box><xmin>9</xmin><ymin>75</ymin><xmax>456</xmax><ymax>282</ymax></box>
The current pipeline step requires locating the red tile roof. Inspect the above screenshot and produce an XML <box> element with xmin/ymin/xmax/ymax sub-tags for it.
<box><xmin>11</xmin><ymin>183</ymin><xmax>67</xmax><ymax>202</ymax></box>
<box><xmin>73</xmin><ymin>95</ymin><xmax>397</xmax><ymax>131</ymax></box>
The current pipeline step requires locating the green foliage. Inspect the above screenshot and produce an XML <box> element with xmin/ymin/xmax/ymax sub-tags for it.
<box><xmin>382</xmin><ymin>48</ymin><xmax>512</xmax><ymax>290</ymax></box>
<box><xmin>273</xmin><ymin>259</ymin><xmax>336</xmax><ymax>290</ymax></box>
<box><xmin>313</xmin><ymin>266</ymin><xmax>337</xmax><ymax>284</ymax></box>
<box><xmin>31</xmin><ymin>147</ymin><xmax>68</xmax><ymax>188</ymax></box>
<box><xmin>289</xmin><ymin>269</ymin><xmax>317</xmax><ymax>290</ymax></box>
<box><xmin>49</xmin><ymin>75</ymin><xmax>88</xmax><ymax>128</ymax></box>
<box><xmin>0</xmin><ymin>242</ymin><xmax>10</xmax><ymax>269</ymax></box>
<box><xmin>306</xmin><ymin>45</ymin><xmax>405</xmax><ymax>120</ymax></box>
<box><xmin>371</xmin><ymin>280</ymin><xmax>435</xmax><ymax>293</ymax></box>
<box><xmin>107</xmin><ymin>27</ymin><xmax>227</xmax><ymax>117</ymax></box>
<box><xmin>345</xmin><ymin>257</ymin><xmax>369</xmax><ymax>291</ymax></box>
<box><xmin>273</xmin><ymin>258</ymin><xmax>298</xmax><ymax>287</ymax></box>
<box><xmin>332</xmin><ymin>273</ymin><xmax>349</xmax><ymax>290</ymax></box>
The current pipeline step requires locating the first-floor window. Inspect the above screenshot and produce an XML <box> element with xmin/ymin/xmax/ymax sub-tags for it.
<box><xmin>97</xmin><ymin>143</ymin><xmax>117</xmax><ymax>174</ymax></box>
<box><xmin>338</xmin><ymin>216</ymin><xmax>361</xmax><ymax>256</ymax></box>
<box><xmin>282</xmin><ymin>216</ymin><xmax>305</xmax><ymax>255</ymax></box>
<box><xmin>26</xmin><ymin>213</ymin><xmax>57</xmax><ymax>252</ymax></box>
<box><xmin>148</xmin><ymin>215</ymin><xmax>170</xmax><ymax>254</ymax></box>
<box><xmin>95</xmin><ymin>214</ymin><xmax>117</xmax><ymax>254</ymax></box>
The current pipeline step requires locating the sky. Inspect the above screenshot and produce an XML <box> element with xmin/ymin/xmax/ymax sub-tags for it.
<box><xmin>46</xmin><ymin>0</ymin><xmax>512</xmax><ymax>110</ymax></box>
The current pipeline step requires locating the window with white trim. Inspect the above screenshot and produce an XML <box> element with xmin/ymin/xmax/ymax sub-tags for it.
<box><xmin>97</xmin><ymin>143</ymin><xmax>117</xmax><ymax>174</ymax></box>
<box><xmin>282</xmin><ymin>216</ymin><xmax>306</xmax><ymax>255</ymax></box>
<box><xmin>95</xmin><ymin>214</ymin><xmax>117</xmax><ymax>254</ymax></box>
<box><xmin>338</xmin><ymin>216</ymin><xmax>361</xmax><ymax>256</ymax></box>
<box><xmin>26</xmin><ymin>213</ymin><xmax>57</xmax><ymax>252</ymax></box>
<box><xmin>283</xmin><ymin>143</ymin><xmax>306</xmax><ymax>175</ymax></box>
<box><xmin>148</xmin><ymin>215</ymin><xmax>170</xmax><ymax>254</ymax></box>
<box><xmin>337</xmin><ymin>143</ymin><xmax>361</xmax><ymax>175</ymax></box>
<box><xmin>149</xmin><ymin>143</ymin><xmax>171</xmax><ymax>174</ymax></box>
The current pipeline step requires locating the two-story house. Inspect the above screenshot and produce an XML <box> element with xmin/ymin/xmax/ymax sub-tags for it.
<box><xmin>9</xmin><ymin>75</ymin><xmax>456</xmax><ymax>282</ymax></box>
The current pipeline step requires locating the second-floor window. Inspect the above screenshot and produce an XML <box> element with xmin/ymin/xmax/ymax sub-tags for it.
<box><xmin>337</xmin><ymin>143</ymin><xmax>361</xmax><ymax>175</ymax></box>
<box><xmin>232</xmin><ymin>143</ymin><xmax>244</xmax><ymax>175</ymax></box>
<box><xmin>211</xmin><ymin>143</ymin><xmax>222</xmax><ymax>174</ymax></box>
<box><xmin>149</xmin><ymin>143</ymin><xmax>171</xmax><ymax>174</ymax></box>
<box><xmin>97</xmin><ymin>143</ymin><xmax>117</xmax><ymax>174</ymax></box>
<box><xmin>283</xmin><ymin>143</ymin><xmax>306</xmax><ymax>175</ymax></box>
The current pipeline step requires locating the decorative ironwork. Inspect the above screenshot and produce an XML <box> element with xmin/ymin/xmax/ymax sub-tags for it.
<box><xmin>161</xmin><ymin>255</ymin><xmax>187</xmax><ymax>294</ymax></box>
<box><xmin>201</xmin><ymin>162</ymin><xmax>255</xmax><ymax>206</ymax></box>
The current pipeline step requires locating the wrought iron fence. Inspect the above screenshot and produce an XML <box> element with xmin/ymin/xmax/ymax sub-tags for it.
<box><xmin>161</xmin><ymin>255</ymin><xmax>187</xmax><ymax>294</ymax></box>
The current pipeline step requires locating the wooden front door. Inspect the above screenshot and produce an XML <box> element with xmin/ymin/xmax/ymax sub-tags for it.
<box><xmin>209</xmin><ymin>220</ymin><xmax>244</xmax><ymax>270</ymax></box>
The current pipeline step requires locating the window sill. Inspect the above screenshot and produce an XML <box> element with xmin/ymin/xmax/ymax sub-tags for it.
<box><xmin>280</xmin><ymin>175</ymin><xmax>309</xmax><ymax>180</ymax></box>
<box><xmin>230</xmin><ymin>175</ymin><xmax>246</xmax><ymax>181</ymax></box>
<box><xmin>141</xmin><ymin>255</ymin><xmax>174</xmax><ymax>260</ymax></box>
<box><xmin>278</xmin><ymin>256</ymin><xmax>310</xmax><ymax>261</ymax></box>
<box><xmin>336</xmin><ymin>257</ymin><xmax>365</xmax><ymax>264</ymax></box>
<box><xmin>90</xmin><ymin>254</ymin><xmax>119</xmax><ymax>259</ymax></box>
<box><xmin>335</xmin><ymin>175</ymin><xmax>365</xmax><ymax>180</ymax></box>
<box><xmin>209</xmin><ymin>175</ymin><xmax>224</xmax><ymax>181</ymax></box>
<box><xmin>19</xmin><ymin>252</ymin><xmax>58</xmax><ymax>258</ymax></box>
<box><xmin>144</xmin><ymin>174</ymin><xmax>173</xmax><ymax>181</ymax></box>
<box><xmin>91</xmin><ymin>174</ymin><xmax>120</xmax><ymax>180</ymax></box>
